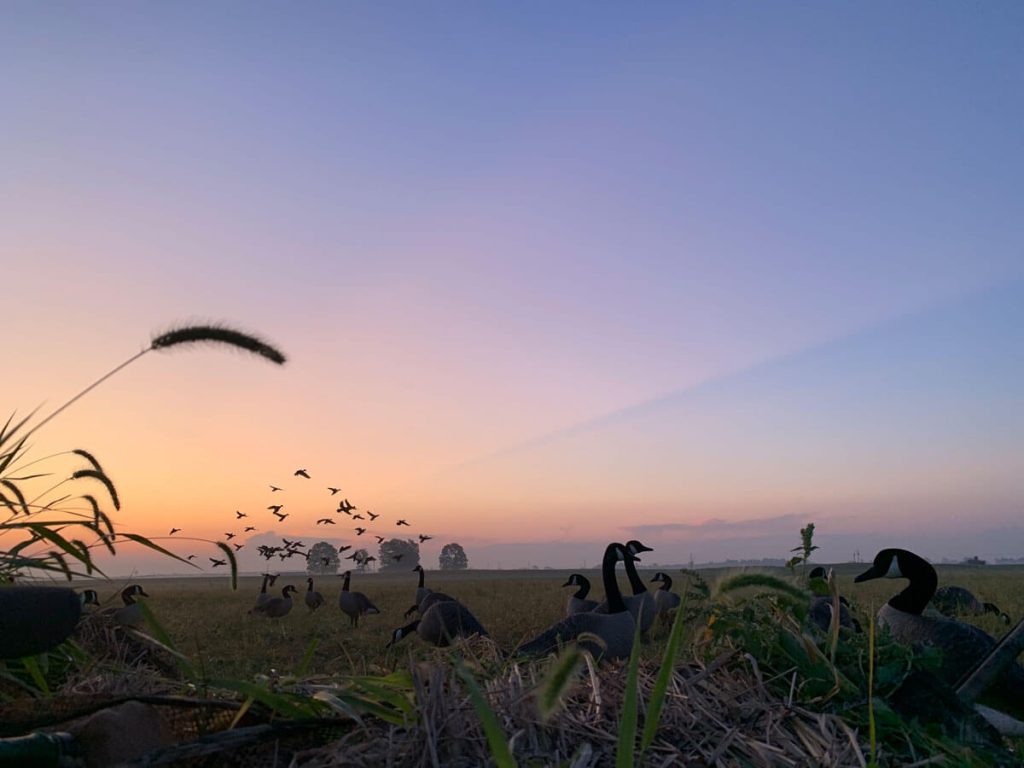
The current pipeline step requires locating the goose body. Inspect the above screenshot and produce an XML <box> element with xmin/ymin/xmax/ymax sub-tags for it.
<box><xmin>339</xmin><ymin>571</ymin><xmax>380</xmax><ymax>627</ymax></box>
<box><xmin>805</xmin><ymin>567</ymin><xmax>860</xmax><ymax>632</ymax></box>
<box><xmin>931</xmin><ymin>586</ymin><xmax>1009</xmax><ymax>624</ymax></box>
<box><xmin>101</xmin><ymin>585</ymin><xmax>149</xmax><ymax>629</ymax></box>
<box><xmin>855</xmin><ymin>548</ymin><xmax>1024</xmax><ymax>697</ymax></box>
<box><xmin>388</xmin><ymin>599</ymin><xmax>488</xmax><ymax>648</ymax></box>
<box><xmin>594</xmin><ymin>540</ymin><xmax>656</xmax><ymax>635</ymax></box>
<box><xmin>650</xmin><ymin>572</ymin><xmax>681</xmax><ymax>618</ymax></box>
<box><xmin>305</xmin><ymin>578</ymin><xmax>324</xmax><ymax>611</ymax></box>
<box><xmin>563</xmin><ymin>574</ymin><xmax>599</xmax><ymax>616</ymax></box>
<box><xmin>254</xmin><ymin>573</ymin><xmax>276</xmax><ymax>610</ymax></box>
<box><xmin>405</xmin><ymin>564</ymin><xmax>433</xmax><ymax>616</ymax></box>
<box><xmin>516</xmin><ymin>543</ymin><xmax>636</xmax><ymax>660</ymax></box>
<box><xmin>250</xmin><ymin>585</ymin><xmax>296</xmax><ymax>618</ymax></box>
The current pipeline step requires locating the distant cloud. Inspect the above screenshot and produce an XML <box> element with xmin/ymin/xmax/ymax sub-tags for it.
<box><xmin>624</xmin><ymin>513</ymin><xmax>807</xmax><ymax>541</ymax></box>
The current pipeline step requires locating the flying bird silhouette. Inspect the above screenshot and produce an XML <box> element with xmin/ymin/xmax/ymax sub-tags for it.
<box><xmin>317</xmin><ymin>518</ymin><xmax>336</xmax><ymax>525</ymax></box>
<box><xmin>187</xmin><ymin>554</ymin><xmax>197</xmax><ymax>560</ymax></box>
<box><xmin>236</xmin><ymin>511</ymin><xmax>247</xmax><ymax>519</ymax></box>
<box><xmin>269</xmin><ymin>485</ymin><xmax>282</xmax><ymax>492</ymax></box>
<box><xmin>338</xmin><ymin>545</ymin><xmax>352</xmax><ymax>553</ymax></box>
<box><xmin>267</xmin><ymin>505</ymin><xmax>283</xmax><ymax>513</ymax></box>
<box><xmin>375</xmin><ymin>535</ymin><xmax>385</xmax><ymax>544</ymax></box>
<box><xmin>209</xmin><ymin>558</ymin><xmax>227</xmax><ymax>567</ymax></box>
<box><xmin>273</xmin><ymin>511</ymin><xmax>289</xmax><ymax>521</ymax></box>
<box><xmin>393</xmin><ymin>554</ymin><xmax>404</xmax><ymax>562</ymax></box>
<box><xmin>355</xmin><ymin>527</ymin><xmax>366</xmax><ymax>536</ymax></box>
<box><xmin>351</xmin><ymin>513</ymin><xmax>364</xmax><ymax>520</ymax></box>
<box><xmin>338</xmin><ymin>507</ymin><xmax>352</xmax><ymax>516</ymax></box>
<box><xmin>233</xmin><ymin>543</ymin><xmax>244</xmax><ymax>551</ymax></box>
<box><xmin>418</xmin><ymin>535</ymin><xmax>432</xmax><ymax>543</ymax></box>
<box><xmin>328</xmin><ymin>487</ymin><xmax>340</xmax><ymax>495</ymax></box>
<box><xmin>396</xmin><ymin>519</ymin><xmax>410</xmax><ymax>527</ymax></box>
<box><xmin>294</xmin><ymin>469</ymin><xmax>310</xmax><ymax>479</ymax></box>
<box><xmin>225</xmin><ymin>533</ymin><xmax>236</xmax><ymax>540</ymax></box>
<box><xmin>367</xmin><ymin>511</ymin><xmax>379</xmax><ymax>521</ymax></box>
<box><xmin>244</xmin><ymin>526</ymin><xmax>256</xmax><ymax>532</ymax></box>
<box><xmin>169</xmin><ymin>528</ymin><xmax>181</xmax><ymax>535</ymax></box>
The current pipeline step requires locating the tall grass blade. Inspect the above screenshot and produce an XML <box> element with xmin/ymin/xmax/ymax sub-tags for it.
<box><xmin>135</xmin><ymin>600</ymin><xmax>195</xmax><ymax>678</ymax></box>
<box><xmin>640</xmin><ymin>589</ymin><xmax>690</xmax><ymax>753</ymax></box>
<box><xmin>455</xmin><ymin>659</ymin><xmax>517</xmax><ymax>768</ymax></box>
<box><xmin>120</xmin><ymin>533</ymin><xmax>199</xmax><ymax>569</ymax></box>
<box><xmin>716</xmin><ymin>573</ymin><xmax>809</xmax><ymax>602</ymax></box>
<box><xmin>23</xmin><ymin>524</ymin><xmax>95</xmax><ymax>572</ymax></box>
<box><xmin>615</xmin><ymin>619</ymin><xmax>643</xmax><ymax>768</ymax></box>
<box><xmin>20</xmin><ymin>656</ymin><xmax>50</xmax><ymax>696</ymax></box>
<box><xmin>69</xmin><ymin>469</ymin><xmax>120</xmax><ymax>510</ymax></box>
<box><xmin>868</xmin><ymin>609</ymin><xmax>878</xmax><ymax>768</ymax></box>
<box><xmin>537</xmin><ymin>647</ymin><xmax>583</xmax><ymax>721</ymax></box>
<box><xmin>298</xmin><ymin>637</ymin><xmax>320</xmax><ymax>677</ymax></box>
<box><xmin>71</xmin><ymin>449</ymin><xmax>106</xmax><ymax>476</ymax></box>
<box><xmin>215</xmin><ymin>541</ymin><xmax>239</xmax><ymax>590</ymax></box>
<box><xmin>0</xmin><ymin>480</ymin><xmax>29</xmax><ymax>515</ymax></box>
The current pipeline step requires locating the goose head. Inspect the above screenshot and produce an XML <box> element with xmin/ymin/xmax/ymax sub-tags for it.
<box><xmin>623</xmin><ymin>540</ymin><xmax>653</xmax><ymax>560</ymax></box>
<box><xmin>855</xmin><ymin>548</ymin><xmax>937</xmax><ymax>614</ymax></box>
<box><xmin>121</xmin><ymin>584</ymin><xmax>149</xmax><ymax>604</ymax></box>
<box><xmin>79</xmin><ymin>589</ymin><xmax>100</xmax><ymax>607</ymax></box>
<box><xmin>386</xmin><ymin>620</ymin><xmax>421</xmax><ymax>648</ymax></box>
<box><xmin>281</xmin><ymin>585</ymin><xmax>297</xmax><ymax>598</ymax></box>
<box><xmin>413</xmin><ymin>565</ymin><xmax>424</xmax><ymax>573</ymax></box>
<box><xmin>562</xmin><ymin>574</ymin><xmax>582</xmax><ymax>588</ymax></box>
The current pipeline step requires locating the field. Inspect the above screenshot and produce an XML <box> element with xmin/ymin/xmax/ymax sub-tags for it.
<box><xmin>78</xmin><ymin>563</ymin><xmax>1024</xmax><ymax>681</ymax></box>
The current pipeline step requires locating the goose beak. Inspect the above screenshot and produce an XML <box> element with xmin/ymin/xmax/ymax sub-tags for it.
<box><xmin>561</xmin><ymin>578</ymin><xmax>574</xmax><ymax>587</ymax></box>
<box><xmin>139</xmin><ymin>589</ymin><xmax>150</xmax><ymax>597</ymax></box>
<box><xmin>854</xmin><ymin>564</ymin><xmax>884</xmax><ymax>583</ymax></box>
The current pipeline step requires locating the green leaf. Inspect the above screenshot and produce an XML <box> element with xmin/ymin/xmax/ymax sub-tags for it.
<box><xmin>537</xmin><ymin>647</ymin><xmax>583</xmax><ymax>721</ymax></box>
<box><xmin>20</xmin><ymin>656</ymin><xmax>50</xmax><ymax>696</ymax></box>
<box><xmin>214</xmin><ymin>541</ymin><xmax>238</xmax><ymax>590</ymax></box>
<box><xmin>297</xmin><ymin>637</ymin><xmax>319</xmax><ymax>677</ymax></box>
<box><xmin>134</xmin><ymin>599</ymin><xmax>194</xmax><ymax>678</ymax></box>
<box><xmin>456</xmin><ymin>660</ymin><xmax>517</xmax><ymax>768</ymax></box>
<box><xmin>210</xmin><ymin>679</ymin><xmax>323</xmax><ymax>720</ymax></box>
<box><xmin>615</xmin><ymin>618</ymin><xmax>643</xmax><ymax>768</ymax></box>
<box><xmin>640</xmin><ymin>590</ymin><xmax>689</xmax><ymax>753</ymax></box>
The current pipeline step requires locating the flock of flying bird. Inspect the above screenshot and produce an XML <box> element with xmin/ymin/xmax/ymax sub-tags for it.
<box><xmin>167</xmin><ymin>468</ymin><xmax>434</xmax><ymax>570</ymax></box>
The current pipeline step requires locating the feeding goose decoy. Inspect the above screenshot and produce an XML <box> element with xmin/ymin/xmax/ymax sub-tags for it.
<box><xmin>250</xmin><ymin>585</ymin><xmax>297</xmax><ymax>618</ymax></box>
<box><xmin>305</xmin><ymin>578</ymin><xmax>324</xmax><ymax>611</ymax></box>
<box><xmin>338</xmin><ymin>571</ymin><xmax>380</xmax><ymax>627</ymax></box>
<box><xmin>515</xmin><ymin>543</ymin><xmax>637</xmax><ymax>660</ymax></box>
<box><xmin>855</xmin><ymin>548</ymin><xmax>1024</xmax><ymax>697</ymax></box>
<box><xmin>594</xmin><ymin>539</ymin><xmax>657</xmax><ymax>635</ymax></box>
<box><xmin>0</xmin><ymin>587</ymin><xmax>83</xmax><ymax>658</ymax></box>
<box><xmin>562</xmin><ymin>573</ymin><xmax>599</xmax><ymax>616</ymax></box>
<box><xmin>806</xmin><ymin>566</ymin><xmax>861</xmax><ymax>633</ymax></box>
<box><xmin>387</xmin><ymin>598</ymin><xmax>488</xmax><ymax>649</ymax></box>
<box><xmin>649</xmin><ymin>572</ymin><xmax>682</xmax><ymax>619</ymax></box>
<box><xmin>931</xmin><ymin>586</ymin><xmax>1010</xmax><ymax>625</ymax></box>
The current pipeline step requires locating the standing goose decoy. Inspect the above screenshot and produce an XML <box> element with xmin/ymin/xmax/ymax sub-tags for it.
<box><xmin>595</xmin><ymin>539</ymin><xmax>657</xmax><ymax>636</ymax></box>
<box><xmin>101</xmin><ymin>584</ymin><xmax>149</xmax><ymax>629</ymax></box>
<box><xmin>562</xmin><ymin>574</ymin><xmax>599</xmax><ymax>617</ymax></box>
<box><xmin>404</xmin><ymin>564</ymin><xmax>438</xmax><ymax>617</ymax></box>
<box><xmin>649</xmin><ymin>572</ymin><xmax>681</xmax><ymax>619</ymax></box>
<box><xmin>855</xmin><ymin>548</ymin><xmax>1024</xmax><ymax>697</ymax></box>
<box><xmin>515</xmin><ymin>543</ymin><xmax>637</xmax><ymax>661</ymax></box>
<box><xmin>254</xmin><ymin>573</ymin><xmax>273</xmax><ymax>610</ymax></box>
<box><xmin>338</xmin><ymin>571</ymin><xmax>380</xmax><ymax>627</ymax></box>
<box><xmin>250</xmin><ymin>585</ymin><xmax>297</xmax><ymax>619</ymax></box>
<box><xmin>931</xmin><ymin>586</ymin><xmax>1010</xmax><ymax>625</ymax></box>
<box><xmin>387</xmin><ymin>598</ymin><xmax>488</xmax><ymax>649</ymax></box>
<box><xmin>305</xmin><ymin>578</ymin><xmax>324</xmax><ymax>612</ymax></box>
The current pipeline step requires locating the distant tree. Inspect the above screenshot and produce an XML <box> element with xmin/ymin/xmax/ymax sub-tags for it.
<box><xmin>378</xmin><ymin>538</ymin><xmax>420</xmax><ymax>571</ymax></box>
<box><xmin>439</xmin><ymin>542</ymin><xmax>468</xmax><ymax>571</ymax></box>
<box><xmin>962</xmin><ymin>556</ymin><xmax>987</xmax><ymax>566</ymax></box>
<box><xmin>307</xmin><ymin>541</ymin><xmax>340</xmax><ymax>575</ymax></box>
<box><xmin>353</xmin><ymin>548</ymin><xmax>370</xmax><ymax>572</ymax></box>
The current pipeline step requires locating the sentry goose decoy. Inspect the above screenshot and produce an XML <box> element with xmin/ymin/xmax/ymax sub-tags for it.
<box><xmin>102</xmin><ymin>584</ymin><xmax>149</xmax><ymax>629</ymax></box>
<box><xmin>562</xmin><ymin>574</ymin><xmax>599</xmax><ymax>616</ymax></box>
<box><xmin>855</xmin><ymin>548</ymin><xmax>1024</xmax><ymax>697</ymax></box>
<box><xmin>594</xmin><ymin>539</ymin><xmax>657</xmax><ymax>636</ymax></box>
<box><xmin>338</xmin><ymin>570</ymin><xmax>380</xmax><ymax>627</ymax></box>
<box><xmin>932</xmin><ymin>586</ymin><xmax>1010</xmax><ymax>625</ymax></box>
<box><xmin>305</xmin><ymin>578</ymin><xmax>324</xmax><ymax>611</ymax></box>
<box><xmin>387</xmin><ymin>598</ymin><xmax>488</xmax><ymax>649</ymax></box>
<box><xmin>255</xmin><ymin>573</ymin><xmax>274</xmax><ymax>609</ymax></box>
<box><xmin>649</xmin><ymin>572</ymin><xmax>681</xmax><ymax>619</ymax></box>
<box><xmin>515</xmin><ymin>543</ymin><xmax>637</xmax><ymax>660</ymax></box>
<box><xmin>806</xmin><ymin>566</ymin><xmax>861</xmax><ymax>633</ymax></box>
<box><xmin>250</xmin><ymin>585</ymin><xmax>297</xmax><ymax>618</ymax></box>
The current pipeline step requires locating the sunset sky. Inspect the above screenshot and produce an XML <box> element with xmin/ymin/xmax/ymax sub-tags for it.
<box><xmin>3</xmin><ymin>3</ymin><xmax>1023</xmax><ymax>574</ymax></box>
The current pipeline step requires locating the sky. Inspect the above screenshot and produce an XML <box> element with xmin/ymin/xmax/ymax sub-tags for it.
<box><xmin>2</xmin><ymin>3</ymin><xmax>1023</xmax><ymax>575</ymax></box>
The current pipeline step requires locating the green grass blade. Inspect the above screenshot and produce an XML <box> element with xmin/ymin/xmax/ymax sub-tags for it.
<box><xmin>214</xmin><ymin>541</ymin><xmax>238</xmax><ymax>589</ymax></box>
<box><xmin>455</xmin><ymin>659</ymin><xmax>517</xmax><ymax>768</ymax></box>
<box><xmin>20</xmin><ymin>656</ymin><xmax>50</xmax><ymax>696</ymax></box>
<box><xmin>119</xmin><ymin>533</ymin><xmax>199</xmax><ymax>569</ymax></box>
<box><xmin>537</xmin><ymin>646</ymin><xmax>583</xmax><ymax>721</ymax></box>
<box><xmin>716</xmin><ymin>573</ymin><xmax>809</xmax><ymax>602</ymax></box>
<box><xmin>297</xmin><ymin>637</ymin><xmax>319</xmax><ymax>677</ymax></box>
<box><xmin>134</xmin><ymin>599</ymin><xmax>196</xmax><ymax>678</ymax></box>
<box><xmin>640</xmin><ymin>597</ymin><xmax>689</xmax><ymax>753</ymax></box>
<box><xmin>615</xmin><ymin>618</ymin><xmax>643</xmax><ymax>768</ymax></box>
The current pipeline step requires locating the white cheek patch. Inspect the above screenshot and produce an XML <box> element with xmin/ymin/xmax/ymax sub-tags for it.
<box><xmin>884</xmin><ymin>557</ymin><xmax>902</xmax><ymax>579</ymax></box>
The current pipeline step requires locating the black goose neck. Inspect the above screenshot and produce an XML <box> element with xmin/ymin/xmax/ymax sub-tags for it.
<box><xmin>573</xmin><ymin>575</ymin><xmax>591</xmax><ymax>600</ymax></box>
<box><xmin>260</xmin><ymin>574</ymin><xmax>269</xmax><ymax>593</ymax></box>
<box><xmin>623</xmin><ymin>553</ymin><xmax>646</xmax><ymax>596</ymax></box>
<box><xmin>889</xmin><ymin>551</ymin><xmax>937</xmax><ymax>614</ymax></box>
<box><xmin>343</xmin><ymin>573</ymin><xmax>351</xmax><ymax>591</ymax></box>
<box><xmin>417</xmin><ymin>569</ymin><xmax>425</xmax><ymax>588</ymax></box>
<box><xmin>601</xmin><ymin>544</ymin><xmax>626</xmax><ymax>614</ymax></box>
<box><xmin>659</xmin><ymin>574</ymin><xmax>673</xmax><ymax>591</ymax></box>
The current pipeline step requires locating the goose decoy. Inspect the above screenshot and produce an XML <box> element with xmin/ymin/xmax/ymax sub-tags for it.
<box><xmin>305</xmin><ymin>578</ymin><xmax>324</xmax><ymax>611</ymax></box>
<box><xmin>562</xmin><ymin>574</ymin><xmax>599</xmax><ymax>616</ymax></box>
<box><xmin>254</xmin><ymin>573</ymin><xmax>274</xmax><ymax>609</ymax></box>
<box><xmin>649</xmin><ymin>572</ymin><xmax>682</xmax><ymax>619</ymax></box>
<box><xmin>594</xmin><ymin>539</ymin><xmax>657</xmax><ymax>636</ymax></box>
<box><xmin>250</xmin><ymin>585</ymin><xmax>297</xmax><ymax>618</ymax></box>
<box><xmin>515</xmin><ymin>543</ymin><xmax>637</xmax><ymax>660</ymax></box>
<box><xmin>0</xmin><ymin>587</ymin><xmax>83</xmax><ymax>658</ymax></box>
<box><xmin>294</xmin><ymin>469</ymin><xmax>311</xmax><ymax>479</ymax></box>
<box><xmin>79</xmin><ymin>589</ymin><xmax>100</xmax><ymax>611</ymax></box>
<box><xmin>102</xmin><ymin>585</ymin><xmax>149</xmax><ymax>629</ymax></box>
<box><xmin>932</xmin><ymin>586</ymin><xmax>1010</xmax><ymax>624</ymax></box>
<box><xmin>387</xmin><ymin>598</ymin><xmax>488</xmax><ymax>649</ymax></box>
<box><xmin>855</xmin><ymin>548</ymin><xmax>1024</xmax><ymax>697</ymax></box>
<box><xmin>409</xmin><ymin>564</ymin><xmax>433</xmax><ymax>613</ymax></box>
<box><xmin>805</xmin><ymin>567</ymin><xmax>860</xmax><ymax>633</ymax></box>
<box><xmin>338</xmin><ymin>571</ymin><xmax>380</xmax><ymax>627</ymax></box>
